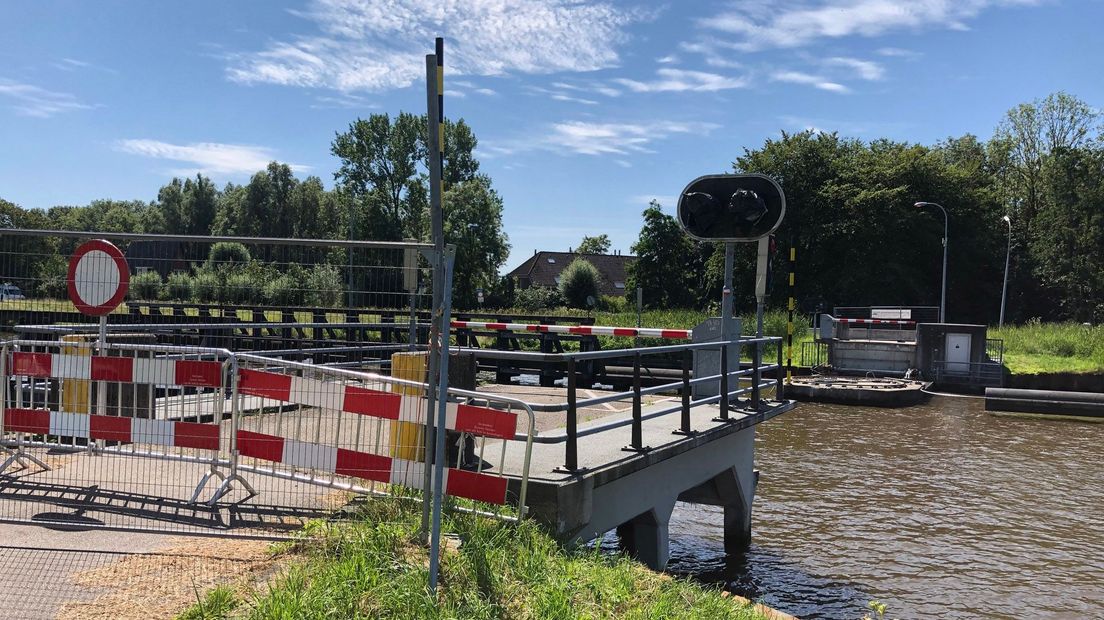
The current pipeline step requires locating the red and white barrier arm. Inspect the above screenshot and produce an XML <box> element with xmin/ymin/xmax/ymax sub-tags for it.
<box><xmin>3</xmin><ymin>408</ymin><xmax>220</xmax><ymax>451</ymax></box>
<box><xmin>834</xmin><ymin>318</ymin><xmax>916</xmax><ymax>326</ymax></box>
<box><xmin>450</xmin><ymin>320</ymin><xmax>692</xmax><ymax>340</ymax></box>
<box><xmin>237</xmin><ymin>369</ymin><xmax>518</xmax><ymax>440</ymax></box>
<box><xmin>10</xmin><ymin>352</ymin><xmax>222</xmax><ymax>387</ymax></box>
<box><xmin>235</xmin><ymin>430</ymin><xmax>508</xmax><ymax>504</ymax></box>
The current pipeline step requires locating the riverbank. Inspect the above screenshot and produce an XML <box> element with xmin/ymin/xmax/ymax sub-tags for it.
<box><xmin>180</xmin><ymin>497</ymin><xmax>775</xmax><ymax>619</ymax></box>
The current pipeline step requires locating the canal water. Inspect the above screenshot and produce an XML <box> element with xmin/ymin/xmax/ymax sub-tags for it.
<box><xmin>666</xmin><ymin>395</ymin><xmax>1104</xmax><ymax>619</ymax></box>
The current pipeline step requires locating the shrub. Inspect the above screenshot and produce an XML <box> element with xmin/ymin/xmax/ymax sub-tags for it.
<box><xmin>558</xmin><ymin>258</ymin><xmax>601</xmax><ymax>309</ymax></box>
<box><xmin>265</xmin><ymin>273</ymin><xmax>305</xmax><ymax>306</ymax></box>
<box><xmin>164</xmin><ymin>271</ymin><xmax>192</xmax><ymax>301</ymax></box>
<box><xmin>129</xmin><ymin>270</ymin><xmax>162</xmax><ymax>300</ymax></box>
<box><xmin>34</xmin><ymin>254</ymin><xmax>68</xmax><ymax>299</ymax></box>
<box><xmin>514</xmin><ymin>286</ymin><xmax>564</xmax><ymax>311</ymax></box>
<box><xmin>223</xmin><ymin>271</ymin><xmax>262</xmax><ymax>305</ymax></box>
<box><xmin>192</xmin><ymin>271</ymin><xmax>220</xmax><ymax>303</ymax></box>
<box><xmin>206</xmin><ymin>242</ymin><xmax>251</xmax><ymax>268</ymax></box>
<box><xmin>307</xmin><ymin>264</ymin><xmax>344</xmax><ymax>307</ymax></box>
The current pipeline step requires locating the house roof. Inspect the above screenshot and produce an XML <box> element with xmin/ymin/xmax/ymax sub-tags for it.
<box><xmin>507</xmin><ymin>251</ymin><xmax>637</xmax><ymax>297</ymax></box>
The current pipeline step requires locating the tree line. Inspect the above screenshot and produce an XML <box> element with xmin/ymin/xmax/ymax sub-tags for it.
<box><xmin>0</xmin><ymin>113</ymin><xmax>510</xmax><ymax>309</ymax></box>
<box><xmin>627</xmin><ymin>92</ymin><xmax>1104</xmax><ymax>324</ymax></box>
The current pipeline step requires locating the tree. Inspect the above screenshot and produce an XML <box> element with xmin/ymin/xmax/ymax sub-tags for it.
<box><xmin>576</xmin><ymin>234</ymin><xmax>611</xmax><ymax>254</ymax></box>
<box><xmin>332</xmin><ymin>112</ymin><xmax>509</xmax><ymax>308</ymax></box>
<box><xmin>445</xmin><ymin>176</ymin><xmax>510</xmax><ymax>308</ymax></box>
<box><xmin>559</xmin><ymin>258</ymin><xmax>601</xmax><ymax>309</ymax></box>
<box><xmin>626</xmin><ymin>201</ymin><xmax>704</xmax><ymax>309</ymax></box>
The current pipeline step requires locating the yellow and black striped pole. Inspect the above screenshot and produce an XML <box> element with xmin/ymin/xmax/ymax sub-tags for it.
<box><xmin>786</xmin><ymin>245</ymin><xmax>795</xmax><ymax>385</ymax></box>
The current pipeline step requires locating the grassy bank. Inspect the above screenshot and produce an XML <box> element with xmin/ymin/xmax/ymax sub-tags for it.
<box><xmin>990</xmin><ymin>321</ymin><xmax>1104</xmax><ymax>374</ymax></box>
<box><xmin>180</xmin><ymin>498</ymin><xmax>771</xmax><ymax>620</ymax></box>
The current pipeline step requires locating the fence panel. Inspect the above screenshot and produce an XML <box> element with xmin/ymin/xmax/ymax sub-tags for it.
<box><xmin>0</xmin><ymin>229</ymin><xmax>434</xmax><ymax>370</ymax></box>
<box><xmin>0</xmin><ymin>340</ymin><xmax>252</xmax><ymax>534</ymax></box>
<box><xmin>232</xmin><ymin>354</ymin><xmax>530</xmax><ymax>516</ymax></box>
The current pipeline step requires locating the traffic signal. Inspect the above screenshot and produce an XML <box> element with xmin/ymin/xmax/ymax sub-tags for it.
<box><xmin>676</xmin><ymin>174</ymin><xmax>786</xmax><ymax>241</ymax></box>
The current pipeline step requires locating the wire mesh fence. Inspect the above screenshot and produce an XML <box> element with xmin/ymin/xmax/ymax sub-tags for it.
<box><xmin>0</xmin><ymin>229</ymin><xmax>435</xmax><ymax>367</ymax></box>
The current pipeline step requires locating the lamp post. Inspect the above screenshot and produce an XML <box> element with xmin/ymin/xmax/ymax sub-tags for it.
<box><xmin>1000</xmin><ymin>215</ymin><xmax>1012</xmax><ymax>328</ymax></box>
<box><xmin>915</xmin><ymin>201</ymin><xmax>948</xmax><ymax>323</ymax></box>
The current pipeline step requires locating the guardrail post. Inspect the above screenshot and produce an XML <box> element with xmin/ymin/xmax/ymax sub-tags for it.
<box><xmin>776</xmin><ymin>338</ymin><xmax>784</xmax><ymax>399</ymax></box>
<box><xmin>751</xmin><ymin>341</ymin><xmax>761</xmax><ymax>411</ymax></box>
<box><xmin>677</xmin><ymin>349</ymin><xmax>692</xmax><ymax>434</ymax></box>
<box><xmin>565</xmin><ymin>357</ymin><xmax>578</xmax><ymax>471</ymax></box>
<box><xmin>623</xmin><ymin>352</ymin><xmax>647</xmax><ymax>452</ymax></box>
<box><xmin>719</xmin><ymin>343</ymin><xmax>729</xmax><ymax>421</ymax></box>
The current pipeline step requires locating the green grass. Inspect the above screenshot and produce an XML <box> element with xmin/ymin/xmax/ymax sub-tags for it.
<box><xmin>178</xmin><ymin>498</ymin><xmax>770</xmax><ymax>620</ymax></box>
<box><xmin>990</xmin><ymin>321</ymin><xmax>1104</xmax><ymax>374</ymax></box>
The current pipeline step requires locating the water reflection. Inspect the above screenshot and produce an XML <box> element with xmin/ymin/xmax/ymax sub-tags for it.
<box><xmin>668</xmin><ymin>396</ymin><xmax>1104</xmax><ymax>619</ymax></box>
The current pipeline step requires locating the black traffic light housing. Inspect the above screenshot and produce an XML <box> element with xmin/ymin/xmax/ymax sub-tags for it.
<box><xmin>677</xmin><ymin>174</ymin><xmax>786</xmax><ymax>241</ymax></box>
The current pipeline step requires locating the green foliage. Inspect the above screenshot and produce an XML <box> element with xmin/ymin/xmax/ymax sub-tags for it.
<box><xmin>559</xmin><ymin>258</ymin><xmax>602</xmax><ymax>309</ymax></box>
<box><xmin>627</xmin><ymin>201</ymin><xmax>709</xmax><ymax>309</ymax></box>
<box><xmin>265</xmin><ymin>266</ymin><xmax>307</xmax><ymax>306</ymax></box>
<box><xmin>129</xmin><ymin>270</ymin><xmax>162</xmax><ymax>300</ymax></box>
<box><xmin>992</xmin><ymin>321</ymin><xmax>1104</xmax><ymax>374</ymax></box>
<box><xmin>206</xmin><ymin>242</ymin><xmax>251</xmax><ymax>268</ymax></box>
<box><xmin>223</xmin><ymin>270</ymin><xmax>262</xmax><ymax>305</ymax></box>
<box><xmin>514</xmin><ymin>286</ymin><xmax>565</xmax><ymax>311</ymax></box>
<box><xmin>177</xmin><ymin>585</ymin><xmax>238</xmax><ymax>620</ymax></box>
<box><xmin>33</xmin><ymin>254</ymin><xmax>68</xmax><ymax>299</ymax></box>
<box><xmin>165</xmin><ymin>271</ymin><xmax>193</xmax><ymax>301</ymax></box>
<box><xmin>192</xmin><ymin>271</ymin><xmax>221</xmax><ymax>303</ymax></box>
<box><xmin>307</xmin><ymin>264</ymin><xmax>344</xmax><ymax>307</ymax></box>
<box><xmin>179</xmin><ymin>496</ymin><xmax>770</xmax><ymax>620</ymax></box>
<box><xmin>576</xmin><ymin>234</ymin><xmax>612</xmax><ymax>254</ymax></box>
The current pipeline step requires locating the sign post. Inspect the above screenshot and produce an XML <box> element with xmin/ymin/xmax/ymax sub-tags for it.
<box><xmin>66</xmin><ymin>239</ymin><xmax>129</xmax><ymax>436</ymax></box>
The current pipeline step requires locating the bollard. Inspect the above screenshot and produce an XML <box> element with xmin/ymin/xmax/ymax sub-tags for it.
<box><xmin>389</xmin><ymin>351</ymin><xmax>426</xmax><ymax>461</ymax></box>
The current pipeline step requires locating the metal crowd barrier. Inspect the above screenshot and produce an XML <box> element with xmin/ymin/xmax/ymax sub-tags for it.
<box><xmin>0</xmin><ymin>341</ymin><xmax>535</xmax><ymax>533</ymax></box>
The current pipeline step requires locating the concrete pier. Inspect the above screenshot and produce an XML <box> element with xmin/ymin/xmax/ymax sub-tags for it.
<box><xmin>499</xmin><ymin>396</ymin><xmax>794</xmax><ymax>569</ymax></box>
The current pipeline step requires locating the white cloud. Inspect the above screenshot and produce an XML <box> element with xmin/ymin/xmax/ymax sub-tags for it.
<box><xmin>771</xmin><ymin>71</ymin><xmax>850</xmax><ymax>93</ymax></box>
<box><xmin>115</xmin><ymin>139</ymin><xmax>309</xmax><ymax>176</ymax></box>
<box><xmin>543</xmin><ymin>120</ymin><xmax>719</xmax><ymax>156</ymax></box>
<box><xmin>615</xmin><ymin>68</ymin><xmax>747</xmax><ymax>93</ymax></box>
<box><xmin>630</xmin><ymin>194</ymin><xmax>678</xmax><ymax>207</ymax></box>
<box><xmin>700</xmin><ymin>0</ymin><xmax>1039</xmax><ymax>51</ymax></box>
<box><xmin>229</xmin><ymin>0</ymin><xmax>651</xmax><ymax>92</ymax></box>
<box><xmin>310</xmin><ymin>92</ymin><xmax>378</xmax><ymax>109</ymax></box>
<box><xmin>0</xmin><ymin>79</ymin><xmax>94</xmax><ymax>117</ymax></box>
<box><xmin>656</xmin><ymin>54</ymin><xmax>679</xmax><ymax>64</ymax></box>
<box><xmin>877</xmin><ymin>47</ymin><xmax>922</xmax><ymax>59</ymax></box>
<box><xmin>551</xmin><ymin>93</ymin><xmax>598</xmax><ymax>105</ymax></box>
<box><xmin>825</xmin><ymin>57</ymin><xmax>884</xmax><ymax>80</ymax></box>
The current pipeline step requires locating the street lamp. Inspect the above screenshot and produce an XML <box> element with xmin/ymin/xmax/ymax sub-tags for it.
<box><xmin>915</xmin><ymin>201</ymin><xmax>948</xmax><ymax>323</ymax></box>
<box><xmin>1000</xmin><ymin>215</ymin><xmax>1012</xmax><ymax>328</ymax></box>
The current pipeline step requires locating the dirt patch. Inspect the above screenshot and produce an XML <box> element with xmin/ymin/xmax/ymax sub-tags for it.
<box><xmin>57</xmin><ymin>537</ymin><xmax>289</xmax><ymax>620</ymax></box>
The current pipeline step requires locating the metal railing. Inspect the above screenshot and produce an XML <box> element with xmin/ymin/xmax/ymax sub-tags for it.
<box><xmin>932</xmin><ymin>359</ymin><xmax>1004</xmax><ymax>386</ymax></box>
<box><xmin>455</xmin><ymin>335</ymin><xmax>784</xmax><ymax>471</ymax></box>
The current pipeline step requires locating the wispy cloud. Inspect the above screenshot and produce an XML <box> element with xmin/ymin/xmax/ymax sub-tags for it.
<box><xmin>615</xmin><ymin>68</ymin><xmax>747</xmax><ymax>93</ymax></box>
<box><xmin>51</xmin><ymin>57</ymin><xmax>118</xmax><ymax>74</ymax></box>
<box><xmin>877</xmin><ymin>47</ymin><xmax>923</xmax><ymax>59</ymax></box>
<box><xmin>0</xmin><ymin>79</ymin><xmax>95</xmax><ymax>117</ymax></box>
<box><xmin>700</xmin><ymin>0</ymin><xmax>1040</xmax><ymax>51</ymax></box>
<box><xmin>824</xmin><ymin>57</ymin><xmax>884</xmax><ymax>80</ymax></box>
<box><xmin>115</xmin><ymin>139</ymin><xmax>308</xmax><ymax>176</ymax></box>
<box><xmin>481</xmin><ymin>119</ymin><xmax>719</xmax><ymax>160</ymax></box>
<box><xmin>310</xmin><ymin>92</ymin><xmax>378</xmax><ymax>109</ymax></box>
<box><xmin>543</xmin><ymin>120</ymin><xmax>719</xmax><ymax>156</ymax></box>
<box><xmin>525</xmin><ymin>85</ymin><xmax>599</xmax><ymax>105</ymax></box>
<box><xmin>228</xmin><ymin>0</ymin><xmax>652</xmax><ymax>92</ymax></box>
<box><xmin>771</xmin><ymin>71</ymin><xmax>849</xmax><ymax>93</ymax></box>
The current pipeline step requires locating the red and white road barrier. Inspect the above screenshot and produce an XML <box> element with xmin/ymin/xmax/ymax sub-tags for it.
<box><xmin>834</xmin><ymin>318</ymin><xmax>916</xmax><ymax>327</ymax></box>
<box><xmin>451</xmin><ymin>320</ymin><xmax>692</xmax><ymax>340</ymax></box>
<box><xmin>236</xmin><ymin>430</ymin><xmax>508</xmax><ymax>504</ymax></box>
<box><xmin>237</xmin><ymin>367</ymin><xmax>518</xmax><ymax>440</ymax></box>
<box><xmin>11</xmin><ymin>351</ymin><xmax>222</xmax><ymax>387</ymax></box>
<box><xmin>4</xmin><ymin>408</ymin><xmax>220</xmax><ymax>450</ymax></box>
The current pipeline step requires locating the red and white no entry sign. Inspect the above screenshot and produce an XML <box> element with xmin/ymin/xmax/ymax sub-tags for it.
<box><xmin>67</xmin><ymin>239</ymin><xmax>129</xmax><ymax>316</ymax></box>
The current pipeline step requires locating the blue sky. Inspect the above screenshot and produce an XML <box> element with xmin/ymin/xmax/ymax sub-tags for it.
<box><xmin>2</xmin><ymin>0</ymin><xmax>1102</xmax><ymax>270</ymax></box>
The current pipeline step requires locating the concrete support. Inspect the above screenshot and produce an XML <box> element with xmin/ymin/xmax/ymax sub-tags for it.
<box><xmin>616</xmin><ymin>498</ymin><xmax>677</xmax><ymax>570</ymax></box>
